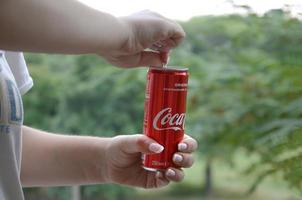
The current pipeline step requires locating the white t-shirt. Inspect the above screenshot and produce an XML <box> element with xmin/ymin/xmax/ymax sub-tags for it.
<box><xmin>0</xmin><ymin>50</ymin><xmax>33</xmax><ymax>200</ymax></box>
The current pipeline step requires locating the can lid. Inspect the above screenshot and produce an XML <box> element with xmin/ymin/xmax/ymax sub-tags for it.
<box><xmin>149</xmin><ymin>66</ymin><xmax>188</xmax><ymax>71</ymax></box>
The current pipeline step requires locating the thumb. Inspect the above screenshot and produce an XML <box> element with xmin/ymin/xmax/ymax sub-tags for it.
<box><xmin>118</xmin><ymin>134</ymin><xmax>164</xmax><ymax>154</ymax></box>
<box><xmin>137</xmin><ymin>51</ymin><xmax>163</xmax><ymax>67</ymax></box>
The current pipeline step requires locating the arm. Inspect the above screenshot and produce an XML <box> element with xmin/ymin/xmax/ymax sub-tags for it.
<box><xmin>21</xmin><ymin>126</ymin><xmax>111</xmax><ymax>186</ymax></box>
<box><xmin>0</xmin><ymin>0</ymin><xmax>185</xmax><ymax>67</ymax></box>
<box><xmin>0</xmin><ymin>0</ymin><xmax>127</xmax><ymax>54</ymax></box>
<box><xmin>21</xmin><ymin>126</ymin><xmax>198</xmax><ymax>188</ymax></box>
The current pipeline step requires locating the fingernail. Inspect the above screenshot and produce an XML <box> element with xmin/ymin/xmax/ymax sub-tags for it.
<box><xmin>178</xmin><ymin>143</ymin><xmax>188</xmax><ymax>151</ymax></box>
<box><xmin>149</xmin><ymin>143</ymin><xmax>164</xmax><ymax>153</ymax></box>
<box><xmin>173</xmin><ymin>154</ymin><xmax>183</xmax><ymax>163</ymax></box>
<box><xmin>166</xmin><ymin>169</ymin><xmax>176</xmax><ymax>177</ymax></box>
<box><xmin>156</xmin><ymin>171</ymin><xmax>163</xmax><ymax>179</ymax></box>
<box><xmin>166</xmin><ymin>56</ymin><xmax>170</xmax><ymax>64</ymax></box>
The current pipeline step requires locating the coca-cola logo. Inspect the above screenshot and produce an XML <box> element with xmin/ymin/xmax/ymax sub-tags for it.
<box><xmin>153</xmin><ymin>107</ymin><xmax>186</xmax><ymax>131</ymax></box>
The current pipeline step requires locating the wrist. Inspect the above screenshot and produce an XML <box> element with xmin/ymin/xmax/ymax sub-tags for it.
<box><xmin>89</xmin><ymin>137</ymin><xmax>113</xmax><ymax>184</ymax></box>
<box><xmin>97</xmin><ymin>16</ymin><xmax>133</xmax><ymax>57</ymax></box>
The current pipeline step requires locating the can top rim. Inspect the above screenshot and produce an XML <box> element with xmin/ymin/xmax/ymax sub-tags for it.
<box><xmin>149</xmin><ymin>66</ymin><xmax>188</xmax><ymax>71</ymax></box>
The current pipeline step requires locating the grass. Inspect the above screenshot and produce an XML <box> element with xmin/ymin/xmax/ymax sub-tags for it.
<box><xmin>135</xmin><ymin>150</ymin><xmax>302</xmax><ymax>200</ymax></box>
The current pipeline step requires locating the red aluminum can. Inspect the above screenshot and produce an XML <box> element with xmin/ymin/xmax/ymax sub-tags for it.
<box><xmin>142</xmin><ymin>67</ymin><xmax>189</xmax><ymax>171</ymax></box>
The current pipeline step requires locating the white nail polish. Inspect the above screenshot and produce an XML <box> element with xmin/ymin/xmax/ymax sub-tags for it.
<box><xmin>178</xmin><ymin>143</ymin><xmax>188</xmax><ymax>151</ymax></box>
<box><xmin>156</xmin><ymin>171</ymin><xmax>163</xmax><ymax>179</ymax></box>
<box><xmin>149</xmin><ymin>143</ymin><xmax>164</xmax><ymax>153</ymax></box>
<box><xmin>173</xmin><ymin>154</ymin><xmax>183</xmax><ymax>163</ymax></box>
<box><xmin>166</xmin><ymin>169</ymin><xmax>176</xmax><ymax>177</ymax></box>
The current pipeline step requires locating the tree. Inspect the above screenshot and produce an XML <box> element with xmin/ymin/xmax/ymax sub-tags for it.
<box><xmin>23</xmin><ymin>8</ymin><xmax>302</xmax><ymax>199</ymax></box>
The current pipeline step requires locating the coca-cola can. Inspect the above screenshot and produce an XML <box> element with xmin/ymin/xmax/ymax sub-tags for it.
<box><xmin>142</xmin><ymin>67</ymin><xmax>189</xmax><ymax>171</ymax></box>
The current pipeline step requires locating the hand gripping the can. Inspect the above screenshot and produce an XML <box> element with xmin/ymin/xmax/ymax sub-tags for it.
<box><xmin>104</xmin><ymin>134</ymin><xmax>198</xmax><ymax>188</ymax></box>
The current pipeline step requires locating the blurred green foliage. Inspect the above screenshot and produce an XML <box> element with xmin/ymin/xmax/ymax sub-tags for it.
<box><xmin>23</xmin><ymin>9</ymin><xmax>302</xmax><ymax>199</ymax></box>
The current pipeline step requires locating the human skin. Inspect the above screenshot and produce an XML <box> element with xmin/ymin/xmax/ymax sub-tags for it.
<box><xmin>0</xmin><ymin>0</ymin><xmax>185</xmax><ymax>67</ymax></box>
<box><xmin>0</xmin><ymin>0</ymin><xmax>197</xmax><ymax>189</ymax></box>
<box><xmin>21</xmin><ymin>126</ymin><xmax>198</xmax><ymax>188</ymax></box>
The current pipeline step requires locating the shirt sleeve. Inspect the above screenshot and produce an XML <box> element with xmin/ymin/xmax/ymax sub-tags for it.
<box><xmin>4</xmin><ymin>52</ymin><xmax>33</xmax><ymax>95</ymax></box>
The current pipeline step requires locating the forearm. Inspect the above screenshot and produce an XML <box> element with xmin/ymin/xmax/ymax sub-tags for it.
<box><xmin>0</xmin><ymin>0</ymin><xmax>128</xmax><ymax>54</ymax></box>
<box><xmin>21</xmin><ymin>126</ymin><xmax>111</xmax><ymax>187</ymax></box>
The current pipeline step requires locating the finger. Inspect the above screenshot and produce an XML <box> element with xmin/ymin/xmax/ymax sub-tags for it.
<box><xmin>150</xmin><ymin>39</ymin><xmax>173</xmax><ymax>53</ymax></box>
<box><xmin>141</xmin><ymin>169</ymin><xmax>170</xmax><ymax>189</ymax></box>
<box><xmin>170</xmin><ymin>25</ymin><xmax>186</xmax><ymax>47</ymax></box>
<box><xmin>114</xmin><ymin>51</ymin><xmax>163</xmax><ymax>68</ymax></box>
<box><xmin>151</xmin><ymin>19</ymin><xmax>185</xmax><ymax>49</ymax></box>
<box><xmin>118</xmin><ymin>134</ymin><xmax>164</xmax><ymax>154</ymax></box>
<box><xmin>166</xmin><ymin>21</ymin><xmax>186</xmax><ymax>48</ymax></box>
<box><xmin>150</xmin><ymin>41</ymin><xmax>165</xmax><ymax>52</ymax></box>
<box><xmin>160</xmin><ymin>52</ymin><xmax>169</xmax><ymax>64</ymax></box>
<box><xmin>178</xmin><ymin>135</ymin><xmax>198</xmax><ymax>153</ymax></box>
<box><xmin>160</xmin><ymin>39</ymin><xmax>175</xmax><ymax>52</ymax></box>
<box><xmin>172</xmin><ymin>152</ymin><xmax>194</xmax><ymax>168</ymax></box>
<box><xmin>138</xmin><ymin>51</ymin><xmax>164</xmax><ymax>67</ymax></box>
<box><xmin>155</xmin><ymin>171</ymin><xmax>170</xmax><ymax>188</ymax></box>
<box><xmin>165</xmin><ymin>168</ymin><xmax>184</xmax><ymax>182</ymax></box>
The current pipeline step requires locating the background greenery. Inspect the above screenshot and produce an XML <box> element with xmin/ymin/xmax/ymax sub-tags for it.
<box><xmin>22</xmin><ymin>8</ymin><xmax>302</xmax><ymax>200</ymax></box>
